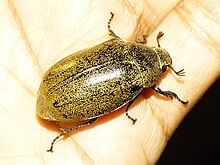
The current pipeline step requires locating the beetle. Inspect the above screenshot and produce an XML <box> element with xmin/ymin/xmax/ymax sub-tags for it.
<box><xmin>36</xmin><ymin>12</ymin><xmax>188</xmax><ymax>152</ymax></box>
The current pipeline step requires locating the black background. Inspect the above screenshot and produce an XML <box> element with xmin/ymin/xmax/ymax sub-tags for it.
<box><xmin>158</xmin><ymin>79</ymin><xmax>220</xmax><ymax>164</ymax></box>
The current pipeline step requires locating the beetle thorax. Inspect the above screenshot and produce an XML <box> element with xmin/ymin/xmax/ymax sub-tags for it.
<box><xmin>153</xmin><ymin>47</ymin><xmax>172</xmax><ymax>68</ymax></box>
<box><xmin>128</xmin><ymin>44</ymin><xmax>172</xmax><ymax>88</ymax></box>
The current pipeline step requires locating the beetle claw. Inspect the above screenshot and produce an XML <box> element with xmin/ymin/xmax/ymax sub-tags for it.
<box><xmin>132</xmin><ymin>118</ymin><xmax>137</xmax><ymax>125</ymax></box>
<box><xmin>47</xmin><ymin>148</ymin><xmax>53</xmax><ymax>153</ymax></box>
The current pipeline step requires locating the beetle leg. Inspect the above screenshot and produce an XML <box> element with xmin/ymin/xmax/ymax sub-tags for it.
<box><xmin>137</xmin><ymin>35</ymin><xmax>148</xmax><ymax>44</ymax></box>
<box><xmin>125</xmin><ymin>91</ymin><xmax>143</xmax><ymax>124</ymax></box>
<box><xmin>47</xmin><ymin>118</ymin><xmax>98</xmax><ymax>152</ymax></box>
<box><xmin>156</xmin><ymin>31</ymin><xmax>164</xmax><ymax>48</ymax></box>
<box><xmin>126</xmin><ymin>101</ymin><xmax>137</xmax><ymax>124</ymax></box>
<box><xmin>152</xmin><ymin>85</ymin><xmax>188</xmax><ymax>105</ymax></box>
<box><xmin>108</xmin><ymin>12</ymin><xmax>121</xmax><ymax>39</ymax></box>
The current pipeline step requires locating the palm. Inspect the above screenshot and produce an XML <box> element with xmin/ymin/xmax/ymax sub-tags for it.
<box><xmin>0</xmin><ymin>1</ymin><xmax>219</xmax><ymax>164</ymax></box>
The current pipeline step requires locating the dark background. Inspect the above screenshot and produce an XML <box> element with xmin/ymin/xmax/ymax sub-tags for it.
<box><xmin>158</xmin><ymin>79</ymin><xmax>220</xmax><ymax>164</ymax></box>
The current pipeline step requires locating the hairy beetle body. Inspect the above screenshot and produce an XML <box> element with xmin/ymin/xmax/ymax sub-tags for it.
<box><xmin>37</xmin><ymin>39</ymin><xmax>171</xmax><ymax>122</ymax></box>
<box><xmin>36</xmin><ymin>12</ymin><xmax>188</xmax><ymax>152</ymax></box>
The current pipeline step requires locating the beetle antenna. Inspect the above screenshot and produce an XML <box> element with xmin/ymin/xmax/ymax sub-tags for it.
<box><xmin>169</xmin><ymin>66</ymin><xmax>185</xmax><ymax>76</ymax></box>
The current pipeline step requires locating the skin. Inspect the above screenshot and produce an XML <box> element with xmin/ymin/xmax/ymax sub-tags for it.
<box><xmin>0</xmin><ymin>0</ymin><xmax>219</xmax><ymax>164</ymax></box>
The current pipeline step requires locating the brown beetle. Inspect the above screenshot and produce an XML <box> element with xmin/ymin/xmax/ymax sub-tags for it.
<box><xmin>36</xmin><ymin>12</ymin><xmax>188</xmax><ymax>152</ymax></box>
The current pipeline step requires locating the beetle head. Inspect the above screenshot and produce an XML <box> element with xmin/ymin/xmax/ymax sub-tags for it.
<box><xmin>154</xmin><ymin>47</ymin><xmax>172</xmax><ymax>73</ymax></box>
<box><xmin>154</xmin><ymin>47</ymin><xmax>185</xmax><ymax>76</ymax></box>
